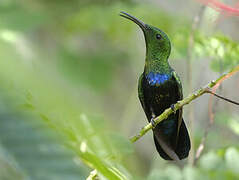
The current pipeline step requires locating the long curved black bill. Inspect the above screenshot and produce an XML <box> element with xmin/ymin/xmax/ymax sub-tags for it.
<box><xmin>120</xmin><ymin>11</ymin><xmax>146</xmax><ymax>30</ymax></box>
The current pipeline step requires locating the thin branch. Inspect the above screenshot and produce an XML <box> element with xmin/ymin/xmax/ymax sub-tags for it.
<box><xmin>206</xmin><ymin>90</ymin><xmax>239</xmax><ymax>105</ymax></box>
<box><xmin>130</xmin><ymin>65</ymin><xmax>239</xmax><ymax>143</ymax></box>
<box><xmin>186</xmin><ymin>5</ymin><xmax>206</xmax><ymax>165</ymax></box>
<box><xmin>194</xmin><ymin>82</ymin><xmax>220</xmax><ymax>164</ymax></box>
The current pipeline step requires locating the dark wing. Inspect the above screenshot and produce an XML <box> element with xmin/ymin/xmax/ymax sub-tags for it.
<box><xmin>172</xmin><ymin>71</ymin><xmax>191</xmax><ymax>159</ymax></box>
<box><xmin>138</xmin><ymin>73</ymin><xmax>146</xmax><ymax>111</ymax></box>
<box><xmin>172</xmin><ymin>71</ymin><xmax>183</xmax><ymax>141</ymax></box>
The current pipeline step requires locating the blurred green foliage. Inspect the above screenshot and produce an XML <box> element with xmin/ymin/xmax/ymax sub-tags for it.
<box><xmin>0</xmin><ymin>0</ymin><xmax>239</xmax><ymax>179</ymax></box>
<box><xmin>148</xmin><ymin>148</ymin><xmax>239</xmax><ymax>180</ymax></box>
<box><xmin>195</xmin><ymin>33</ymin><xmax>239</xmax><ymax>72</ymax></box>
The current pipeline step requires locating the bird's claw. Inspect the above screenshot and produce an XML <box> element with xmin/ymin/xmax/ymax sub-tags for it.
<box><xmin>150</xmin><ymin>118</ymin><xmax>156</xmax><ymax>128</ymax></box>
<box><xmin>171</xmin><ymin>104</ymin><xmax>176</xmax><ymax>114</ymax></box>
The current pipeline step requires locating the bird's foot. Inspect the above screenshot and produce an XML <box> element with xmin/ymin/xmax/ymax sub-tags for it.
<box><xmin>150</xmin><ymin>118</ymin><xmax>156</xmax><ymax>128</ymax></box>
<box><xmin>171</xmin><ymin>104</ymin><xmax>176</xmax><ymax>114</ymax></box>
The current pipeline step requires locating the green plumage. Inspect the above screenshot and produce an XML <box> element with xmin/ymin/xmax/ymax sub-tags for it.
<box><xmin>120</xmin><ymin>12</ymin><xmax>190</xmax><ymax>160</ymax></box>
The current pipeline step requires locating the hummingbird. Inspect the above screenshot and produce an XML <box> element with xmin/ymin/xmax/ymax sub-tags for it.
<box><xmin>120</xmin><ymin>12</ymin><xmax>190</xmax><ymax>160</ymax></box>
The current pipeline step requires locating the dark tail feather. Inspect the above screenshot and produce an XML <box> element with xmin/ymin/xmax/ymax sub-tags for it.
<box><xmin>175</xmin><ymin>120</ymin><xmax>191</xmax><ymax>159</ymax></box>
<box><xmin>153</xmin><ymin>135</ymin><xmax>172</xmax><ymax>160</ymax></box>
<box><xmin>153</xmin><ymin>120</ymin><xmax>191</xmax><ymax>160</ymax></box>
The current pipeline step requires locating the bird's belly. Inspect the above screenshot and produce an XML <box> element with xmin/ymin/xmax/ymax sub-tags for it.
<box><xmin>144</xmin><ymin>81</ymin><xmax>178</xmax><ymax>116</ymax></box>
<box><xmin>142</xmin><ymin>79</ymin><xmax>179</xmax><ymax>136</ymax></box>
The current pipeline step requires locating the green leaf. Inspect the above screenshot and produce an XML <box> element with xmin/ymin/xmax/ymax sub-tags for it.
<box><xmin>194</xmin><ymin>32</ymin><xmax>239</xmax><ymax>72</ymax></box>
<box><xmin>183</xmin><ymin>166</ymin><xmax>201</xmax><ymax>180</ymax></box>
<box><xmin>108</xmin><ymin>133</ymin><xmax>134</xmax><ymax>157</ymax></box>
<box><xmin>225</xmin><ymin>147</ymin><xmax>239</xmax><ymax>174</ymax></box>
<box><xmin>199</xmin><ymin>151</ymin><xmax>223</xmax><ymax>170</ymax></box>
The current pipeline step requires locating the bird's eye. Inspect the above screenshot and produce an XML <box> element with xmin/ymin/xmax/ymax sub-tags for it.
<box><xmin>156</xmin><ymin>34</ymin><xmax>161</xmax><ymax>40</ymax></box>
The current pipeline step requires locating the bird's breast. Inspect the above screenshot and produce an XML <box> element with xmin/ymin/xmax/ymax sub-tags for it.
<box><xmin>142</xmin><ymin>72</ymin><xmax>178</xmax><ymax>116</ymax></box>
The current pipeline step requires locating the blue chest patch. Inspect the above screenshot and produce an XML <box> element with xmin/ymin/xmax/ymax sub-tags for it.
<box><xmin>146</xmin><ymin>72</ymin><xmax>170</xmax><ymax>86</ymax></box>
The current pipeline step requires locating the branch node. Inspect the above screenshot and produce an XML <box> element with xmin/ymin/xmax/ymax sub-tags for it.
<box><xmin>211</xmin><ymin>80</ymin><xmax>216</xmax><ymax>84</ymax></box>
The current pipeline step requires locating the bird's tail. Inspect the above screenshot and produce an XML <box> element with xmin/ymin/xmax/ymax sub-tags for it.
<box><xmin>153</xmin><ymin>120</ymin><xmax>191</xmax><ymax>160</ymax></box>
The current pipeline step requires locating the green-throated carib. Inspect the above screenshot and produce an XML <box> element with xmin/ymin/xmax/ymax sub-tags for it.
<box><xmin>120</xmin><ymin>12</ymin><xmax>190</xmax><ymax>160</ymax></box>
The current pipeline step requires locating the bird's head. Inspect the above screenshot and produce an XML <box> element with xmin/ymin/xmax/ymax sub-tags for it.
<box><xmin>120</xmin><ymin>11</ymin><xmax>171</xmax><ymax>61</ymax></box>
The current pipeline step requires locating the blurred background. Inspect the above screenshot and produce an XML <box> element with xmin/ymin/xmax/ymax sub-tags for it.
<box><xmin>0</xmin><ymin>0</ymin><xmax>239</xmax><ymax>179</ymax></box>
